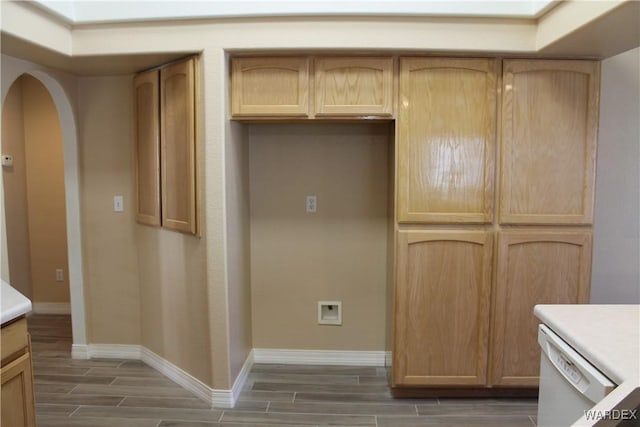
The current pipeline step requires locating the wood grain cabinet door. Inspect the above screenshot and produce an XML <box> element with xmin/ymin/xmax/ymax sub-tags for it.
<box><xmin>393</xmin><ymin>230</ymin><xmax>493</xmax><ymax>386</ymax></box>
<box><xmin>489</xmin><ymin>231</ymin><xmax>592</xmax><ymax>387</ymax></box>
<box><xmin>231</xmin><ymin>57</ymin><xmax>310</xmax><ymax>117</ymax></box>
<box><xmin>397</xmin><ymin>58</ymin><xmax>498</xmax><ymax>224</ymax></box>
<box><xmin>161</xmin><ymin>58</ymin><xmax>197</xmax><ymax>234</ymax></box>
<box><xmin>499</xmin><ymin>60</ymin><xmax>600</xmax><ymax>225</ymax></box>
<box><xmin>314</xmin><ymin>57</ymin><xmax>393</xmax><ymax>117</ymax></box>
<box><xmin>1</xmin><ymin>352</ymin><xmax>36</xmax><ymax>427</ymax></box>
<box><xmin>133</xmin><ymin>69</ymin><xmax>161</xmax><ymax>226</ymax></box>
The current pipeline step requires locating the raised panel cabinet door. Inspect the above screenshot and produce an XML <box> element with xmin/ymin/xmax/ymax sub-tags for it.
<box><xmin>490</xmin><ymin>231</ymin><xmax>592</xmax><ymax>387</ymax></box>
<box><xmin>1</xmin><ymin>352</ymin><xmax>36</xmax><ymax>427</ymax></box>
<box><xmin>314</xmin><ymin>57</ymin><xmax>393</xmax><ymax>117</ymax></box>
<box><xmin>133</xmin><ymin>69</ymin><xmax>161</xmax><ymax>226</ymax></box>
<box><xmin>161</xmin><ymin>57</ymin><xmax>197</xmax><ymax>234</ymax></box>
<box><xmin>500</xmin><ymin>60</ymin><xmax>599</xmax><ymax>225</ymax></box>
<box><xmin>397</xmin><ymin>58</ymin><xmax>498</xmax><ymax>224</ymax></box>
<box><xmin>393</xmin><ymin>230</ymin><xmax>493</xmax><ymax>386</ymax></box>
<box><xmin>231</xmin><ymin>57</ymin><xmax>310</xmax><ymax>117</ymax></box>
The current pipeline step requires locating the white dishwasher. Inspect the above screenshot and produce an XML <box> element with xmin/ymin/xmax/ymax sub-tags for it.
<box><xmin>537</xmin><ymin>324</ymin><xmax>617</xmax><ymax>427</ymax></box>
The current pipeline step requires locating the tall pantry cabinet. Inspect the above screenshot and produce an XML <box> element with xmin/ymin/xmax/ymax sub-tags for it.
<box><xmin>393</xmin><ymin>58</ymin><xmax>599</xmax><ymax>388</ymax></box>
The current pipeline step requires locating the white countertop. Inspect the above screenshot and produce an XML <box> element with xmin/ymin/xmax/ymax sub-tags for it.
<box><xmin>534</xmin><ymin>304</ymin><xmax>640</xmax><ymax>426</ymax></box>
<box><xmin>1</xmin><ymin>280</ymin><xmax>32</xmax><ymax>325</ymax></box>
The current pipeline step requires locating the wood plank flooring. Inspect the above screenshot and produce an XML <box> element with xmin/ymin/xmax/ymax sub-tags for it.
<box><xmin>28</xmin><ymin>314</ymin><xmax>538</xmax><ymax>426</ymax></box>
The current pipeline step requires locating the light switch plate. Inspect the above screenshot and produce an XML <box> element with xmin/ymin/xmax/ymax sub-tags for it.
<box><xmin>114</xmin><ymin>196</ymin><xmax>124</xmax><ymax>212</ymax></box>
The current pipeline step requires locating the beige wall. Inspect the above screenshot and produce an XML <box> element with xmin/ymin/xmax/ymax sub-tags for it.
<box><xmin>1</xmin><ymin>77</ymin><xmax>32</xmax><ymax>297</ymax></box>
<box><xmin>226</xmin><ymin>120</ymin><xmax>252</xmax><ymax>380</ymax></box>
<box><xmin>5</xmin><ymin>74</ymin><xmax>70</xmax><ymax>304</ymax></box>
<box><xmin>249</xmin><ymin>123</ymin><xmax>391</xmax><ymax>351</ymax></box>
<box><xmin>137</xmin><ymin>227</ymin><xmax>211</xmax><ymax>385</ymax></box>
<box><xmin>77</xmin><ymin>76</ymin><xmax>140</xmax><ymax>343</ymax></box>
<box><xmin>591</xmin><ymin>46</ymin><xmax>640</xmax><ymax>303</ymax></box>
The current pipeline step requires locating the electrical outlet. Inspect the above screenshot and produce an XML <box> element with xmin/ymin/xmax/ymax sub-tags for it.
<box><xmin>306</xmin><ymin>195</ymin><xmax>317</xmax><ymax>213</ymax></box>
<box><xmin>55</xmin><ymin>269</ymin><xmax>64</xmax><ymax>282</ymax></box>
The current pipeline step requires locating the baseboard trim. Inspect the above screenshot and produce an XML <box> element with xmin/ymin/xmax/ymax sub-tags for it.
<box><xmin>69</xmin><ymin>343</ymin><xmax>252</xmax><ymax>408</ymax></box>
<box><xmin>71</xmin><ymin>344</ymin><xmax>90</xmax><ymax>359</ymax></box>
<box><xmin>32</xmin><ymin>303</ymin><xmax>71</xmax><ymax>315</ymax></box>
<box><xmin>253</xmin><ymin>349</ymin><xmax>386</xmax><ymax>366</ymax></box>
<box><xmin>385</xmin><ymin>351</ymin><xmax>393</xmax><ymax>367</ymax></box>
<box><xmin>140</xmin><ymin>347</ymin><xmax>213</xmax><ymax>405</ymax></box>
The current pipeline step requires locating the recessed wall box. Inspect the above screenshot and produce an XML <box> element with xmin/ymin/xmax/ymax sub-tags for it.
<box><xmin>318</xmin><ymin>301</ymin><xmax>342</xmax><ymax>325</ymax></box>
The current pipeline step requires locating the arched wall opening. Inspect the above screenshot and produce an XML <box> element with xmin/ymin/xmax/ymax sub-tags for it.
<box><xmin>2</xmin><ymin>70</ymin><xmax>87</xmax><ymax>348</ymax></box>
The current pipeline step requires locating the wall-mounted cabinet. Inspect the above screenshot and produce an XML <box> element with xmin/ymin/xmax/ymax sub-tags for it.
<box><xmin>230</xmin><ymin>56</ymin><xmax>394</xmax><ymax>119</ymax></box>
<box><xmin>231</xmin><ymin>57</ymin><xmax>310</xmax><ymax>117</ymax></box>
<box><xmin>134</xmin><ymin>56</ymin><xmax>199</xmax><ymax>235</ymax></box>
<box><xmin>489</xmin><ymin>231</ymin><xmax>592</xmax><ymax>386</ymax></box>
<box><xmin>393</xmin><ymin>230</ymin><xmax>493</xmax><ymax>387</ymax></box>
<box><xmin>315</xmin><ymin>57</ymin><xmax>393</xmax><ymax>117</ymax></box>
<box><xmin>499</xmin><ymin>60</ymin><xmax>599</xmax><ymax>225</ymax></box>
<box><xmin>397</xmin><ymin>58</ymin><xmax>497</xmax><ymax>224</ymax></box>
<box><xmin>133</xmin><ymin>70</ymin><xmax>161</xmax><ymax>226</ymax></box>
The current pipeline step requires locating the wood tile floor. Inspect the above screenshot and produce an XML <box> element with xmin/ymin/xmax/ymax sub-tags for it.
<box><xmin>28</xmin><ymin>314</ymin><xmax>538</xmax><ymax>426</ymax></box>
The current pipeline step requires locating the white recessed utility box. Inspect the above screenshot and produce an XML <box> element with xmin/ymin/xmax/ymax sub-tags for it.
<box><xmin>318</xmin><ymin>301</ymin><xmax>342</xmax><ymax>325</ymax></box>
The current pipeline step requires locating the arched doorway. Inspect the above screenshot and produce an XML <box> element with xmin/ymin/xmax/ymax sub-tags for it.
<box><xmin>1</xmin><ymin>70</ymin><xmax>87</xmax><ymax>351</ymax></box>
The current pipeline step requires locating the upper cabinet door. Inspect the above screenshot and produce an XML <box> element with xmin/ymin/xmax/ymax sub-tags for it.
<box><xmin>500</xmin><ymin>60</ymin><xmax>600</xmax><ymax>225</ymax></box>
<box><xmin>133</xmin><ymin>69</ymin><xmax>161</xmax><ymax>226</ymax></box>
<box><xmin>397</xmin><ymin>58</ymin><xmax>498</xmax><ymax>224</ymax></box>
<box><xmin>161</xmin><ymin>58</ymin><xmax>197</xmax><ymax>234</ymax></box>
<box><xmin>314</xmin><ymin>57</ymin><xmax>393</xmax><ymax>117</ymax></box>
<box><xmin>231</xmin><ymin>57</ymin><xmax>310</xmax><ymax>117</ymax></box>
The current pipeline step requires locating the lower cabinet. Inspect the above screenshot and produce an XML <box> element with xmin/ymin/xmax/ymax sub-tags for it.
<box><xmin>393</xmin><ymin>230</ymin><xmax>493</xmax><ymax>386</ymax></box>
<box><xmin>1</xmin><ymin>317</ymin><xmax>36</xmax><ymax>427</ymax></box>
<box><xmin>489</xmin><ymin>231</ymin><xmax>592</xmax><ymax>387</ymax></box>
<box><xmin>393</xmin><ymin>229</ymin><xmax>592</xmax><ymax>389</ymax></box>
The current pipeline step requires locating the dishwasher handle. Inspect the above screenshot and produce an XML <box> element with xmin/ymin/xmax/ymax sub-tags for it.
<box><xmin>538</xmin><ymin>324</ymin><xmax>616</xmax><ymax>404</ymax></box>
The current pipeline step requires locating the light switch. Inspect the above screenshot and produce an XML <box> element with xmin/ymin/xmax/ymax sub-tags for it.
<box><xmin>114</xmin><ymin>196</ymin><xmax>124</xmax><ymax>212</ymax></box>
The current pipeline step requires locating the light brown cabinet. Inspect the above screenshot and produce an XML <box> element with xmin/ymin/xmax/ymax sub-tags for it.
<box><xmin>161</xmin><ymin>58</ymin><xmax>198</xmax><ymax>234</ymax></box>
<box><xmin>1</xmin><ymin>318</ymin><xmax>36</xmax><ymax>427</ymax></box>
<box><xmin>392</xmin><ymin>58</ymin><xmax>599</xmax><ymax>390</ymax></box>
<box><xmin>397</xmin><ymin>58</ymin><xmax>497</xmax><ymax>224</ymax></box>
<box><xmin>230</xmin><ymin>56</ymin><xmax>393</xmax><ymax>118</ymax></box>
<box><xmin>134</xmin><ymin>56</ymin><xmax>199</xmax><ymax>234</ymax></box>
<box><xmin>489</xmin><ymin>231</ymin><xmax>592</xmax><ymax>386</ymax></box>
<box><xmin>133</xmin><ymin>69</ymin><xmax>161</xmax><ymax>226</ymax></box>
<box><xmin>499</xmin><ymin>60</ymin><xmax>599</xmax><ymax>225</ymax></box>
<box><xmin>231</xmin><ymin>57</ymin><xmax>310</xmax><ymax>117</ymax></box>
<box><xmin>315</xmin><ymin>57</ymin><xmax>393</xmax><ymax>117</ymax></box>
<box><xmin>393</xmin><ymin>230</ymin><xmax>493</xmax><ymax>386</ymax></box>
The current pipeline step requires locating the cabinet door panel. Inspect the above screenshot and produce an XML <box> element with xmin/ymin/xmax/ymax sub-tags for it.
<box><xmin>133</xmin><ymin>70</ymin><xmax>161</xmax><ymax>226</ymax></box>
<box><xmin>1</xmin><ymin>352</ymin><xmax>35</xmax><ymax>427</ymax></box>
<box><xmin>398</xmin><ymin>58</ymin><xmax>497</xmax><ymax>223</ymax></box>
<box><xmin>393</xmin><ymin>230</ymin><xmax>493</xmax><ymax>386</ymax></box>
<box><xmin>161</xmin><ymin>58</ymin><xmax>197</xmax><ymax>234</ymax></box>
<box><xmin>490</xmin><ymin>231</ymin><xmax>592</xmax><ymax>387</ymax></box>
<box><xmin>500</xmin><ymin>60</ymin><xmax>599</xmax><ymax>224</ymax></box>
<box><xmin>231</xmin><ymin>57</ymin><xmax>309</xmax><ymax>117</ymax></box>
<box><xmin>315</xmin><ymin>57</ymin><xmax>393</xmax><ymax>116</ymax></box>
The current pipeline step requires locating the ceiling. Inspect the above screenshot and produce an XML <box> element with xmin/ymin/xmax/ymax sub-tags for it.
<box><xmin>32</xmin><ymin>0</ymin><xmax>558</xmax><ymax>24</ymax></box>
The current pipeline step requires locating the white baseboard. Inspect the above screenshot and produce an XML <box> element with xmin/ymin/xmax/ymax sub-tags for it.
<box><xmin>385</xmin><ymin>351</ymin><xmax>392</xmax><ymax>367</ymax></box>
<box><xmin>32</xmin><ymin>303</ymin><xmax>71</xmax><ymax>315</ymax></box>
<box><xmin>253</xmin><ymin>349</ymin><xmax>386</xmax><ymax>366</ymax></box>
<box><xmin>68</xmin><ymin>343</ymin><xmax>252</xmax><ymax>408</ymax></box>
<box><xmin>71</xmin><ymin>344</ymin><xmax>90</xmax><ymax>359</ymax></box>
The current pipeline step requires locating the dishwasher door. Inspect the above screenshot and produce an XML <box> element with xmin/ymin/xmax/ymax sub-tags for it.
<box><xmin>537</xmin><ymin>324</ymin><xmax>616</xmax><ymax>427</ymax></box>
